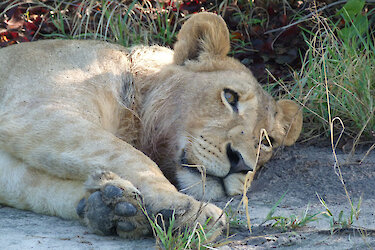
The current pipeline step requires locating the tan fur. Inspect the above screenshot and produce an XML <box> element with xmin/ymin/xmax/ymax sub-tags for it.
<box><xmin>0</xmin><ymin>13</ymin><xmax>302</xmax><ymax>238</ymax></box>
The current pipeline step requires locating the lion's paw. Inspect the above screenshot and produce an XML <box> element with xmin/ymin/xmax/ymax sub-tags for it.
<box><xmin>77</xmin><ymin>171</ymin><xmax>150</xmax><ymax>238</ymax></box>
<box><xmin>169</xmin><ymin>196</ymin><xmax>226</xmax><ymax>239</ymax></box>
<box><xmin>223</xmin><ymin>172</ymin><xmax>253</xmax><ymax>196</ymax></box>
<box><xmin>77</xmin><ymin>171</ymin><xmax>226</xmax><ymax>239</ymax></box>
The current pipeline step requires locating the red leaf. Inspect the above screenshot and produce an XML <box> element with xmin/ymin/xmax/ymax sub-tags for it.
<box><xmin>280</xmin><ymin>25</ymin><xmax>300</xmax><ymax>38</ymax></box>
<box><xmin>281</xmin><ymin>14</ymin><xmax>288</xmax><ymax>26</ymax></box>
<box><xmin>29</xmin><ymin>7</ymin><xmax>49</xmax><ymax>15</ymax></box>
<box><xmin>9</xmin><ymin>31</ymin><xmax>19</xmax><ymax>39</ymax></box>
<box><xmin>267</xmin><ymin>5</ymin><xmax>276</xmax><ymax>16</ymax></box>
<box><xmin>231</xmin><ymin>31</ymin><xmax>243</xmax><ymax>40</ymax></box>
<box><xmin>24</xmin><ymin>21</ymin><xmax>38</xmax><ymax>31</ymax></box>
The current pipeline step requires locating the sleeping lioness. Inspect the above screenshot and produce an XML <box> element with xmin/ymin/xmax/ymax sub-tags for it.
<box><xmin>0</xmin><ymin>12</ymin><xmax>302</xmax><ymax>238</ymax></box>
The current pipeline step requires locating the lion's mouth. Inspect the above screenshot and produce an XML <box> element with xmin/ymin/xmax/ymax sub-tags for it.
<box><xmin>180</xmin><ymin>150</ymin><xmax>202</xmax><ymax>174</ymax></box>
<box><xmin>179</xmin><ymin>145</ymin><xmax>252</xmax><ymax>178</ymax></box>
<box><xmin>180</xmin><ymin>150</ymin><xmax>189</xmax><ymax>166</ymax></box>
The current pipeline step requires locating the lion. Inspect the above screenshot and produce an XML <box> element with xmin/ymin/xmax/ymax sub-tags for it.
<box><xmin>0</xmin><ymin>12</ymin><xmax>302</xmax><ymax>238</ymax></box>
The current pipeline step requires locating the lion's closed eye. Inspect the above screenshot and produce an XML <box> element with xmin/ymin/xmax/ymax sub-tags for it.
<box><xmin>222</xmin><ymin>88</ymin><xmax>239</xmax><ymax>113</ymax></box>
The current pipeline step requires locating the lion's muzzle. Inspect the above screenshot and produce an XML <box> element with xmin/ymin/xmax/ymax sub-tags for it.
<box><xmin>226</xmin><ymin>144</ymin><xmax>253</xmax><ymax>174</ymax></box>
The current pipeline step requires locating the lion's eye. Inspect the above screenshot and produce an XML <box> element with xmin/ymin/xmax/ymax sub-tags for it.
<box><xmin>224</xmin><ymin>91</ymin><xmax>235</xmax><ymax>103</ymax></box>
<box><xmin>223</xmin><ymin>88</ymin><xmax>239</xmax><ymax>112</ymax></box>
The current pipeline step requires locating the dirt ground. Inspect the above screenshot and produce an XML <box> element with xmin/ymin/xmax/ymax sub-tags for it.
<box><xmin>217</xmin><ymin>143</ymin><xmax>375</xmax><ymax>249</ymax></box>
<box><xmin>1</xmin><ymin>144</ymin><xmax>374</xmax><ymax>249</ymax></box>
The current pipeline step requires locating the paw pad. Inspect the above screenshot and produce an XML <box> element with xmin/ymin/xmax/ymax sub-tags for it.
<box><xmin>76</xmin><ymin>198</ymin><xmax>86</xmax><ymax>219</ymax></box>
<box><xmin>103</xmin><ymin>185</ymin><xmax>123</xmax><ymax>199</ymax></box>
<box><xmin>86</xmin><ymin>191</ymin><xmax>115</xmax><ymax>235</ymax></box>
<box><xmin>78</xmin><ymin>185</ymin><xmax>140</xmax><ymax>236</ymax></box>
<box><xmin>114</xmin><ymin>202</ymin><xmax>137</xmax><ymax>217</ymax></box>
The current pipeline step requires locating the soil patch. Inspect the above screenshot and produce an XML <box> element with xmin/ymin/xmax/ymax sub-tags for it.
<box><xmin>216</xmin><ymin>144</ymin><xmax>375</xmax><ymax>249</ymax></box>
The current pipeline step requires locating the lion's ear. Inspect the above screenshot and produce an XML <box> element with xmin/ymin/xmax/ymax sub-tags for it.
<box><xmin>173</xmin><ymin>12</ymin><xmax>230</xmax><ymax>65</ymax></box>
<box><xmin>275</xmin><ymin>100</ymin><xmax>303</xmax><ymax>146</ymax></box>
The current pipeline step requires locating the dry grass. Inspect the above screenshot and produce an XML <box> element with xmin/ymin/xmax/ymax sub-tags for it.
<box><xmin>277</xmin><ymin>2</ymin><xmax>374</xmax><ymax>145</ymax></box>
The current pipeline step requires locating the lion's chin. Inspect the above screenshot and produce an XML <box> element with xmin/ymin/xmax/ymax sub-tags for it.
<box><xmin>177</xmin><ymin>149</ymin><xmax>230</xmax><ymax>200</ymax></box>
<box><xmin>175</xmin><ymin>166</ymin><xmax>226</xmax><ymax>201</ymax></box>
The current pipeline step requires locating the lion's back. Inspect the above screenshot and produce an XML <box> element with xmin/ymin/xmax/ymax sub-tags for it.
<box><xmin>0</xmin><ymin>40</ymin><xmax>134</xmax><ymax>110</ymax></box>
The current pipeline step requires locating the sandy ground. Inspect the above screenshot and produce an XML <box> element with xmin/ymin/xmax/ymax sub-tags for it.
<box><xmin>1</xmin><ymin>144</ymin><xmax>374</xmax><ymax>249</ymax></box>
<box><xmin>217</xmin><ymin>144</ymin><xmax>375</xmax><ymax>249</ymax></box>
<box><xmin>0</xmin><ymin>206</ymin><xmax>155</xmax><ymax>249</ymax></box>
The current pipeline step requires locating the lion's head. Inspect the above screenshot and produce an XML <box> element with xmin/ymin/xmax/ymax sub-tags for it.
<box><xmin>138</xmin><ymin>13</ymin><xmax>302</xmax><ymax>200</ymax></box>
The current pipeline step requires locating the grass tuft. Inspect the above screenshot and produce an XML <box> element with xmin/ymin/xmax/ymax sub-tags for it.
<box><xmin>281</xmin><ymin>1</ymin><xmax>374</xmax><ymax>142</ymax></box>
<box><xmin>142</xmin><ymin>207</ymin><xmax>215</xmax><ymax>250</ymax></box>
<box><xmin>261</xmin><ymin>192</ymin><xmax>320</xmax><ymax>232</ymax></box>
<box><xmin>14</xmin><ymin>0</ymin><xmax>184</xmax><ymax>47</ymax></box>
<box><xmin>317</xmin><ymin>193</ymin><xmax>362</xmax><ymax>235</ymax></box>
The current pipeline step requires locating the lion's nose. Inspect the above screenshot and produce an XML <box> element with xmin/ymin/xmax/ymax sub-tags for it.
<box><xmin>226</xmin><ymin>144</ymin><xmax>253</xmax><ymax>173</ymax></box>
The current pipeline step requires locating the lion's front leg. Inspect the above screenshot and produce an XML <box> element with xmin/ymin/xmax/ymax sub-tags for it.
<box><xmin>0</xmin><ymin>150</ymin><xmax>224</xmax><ymax>239</ymax></box>
<box><xmin>0</xmin><ymin>109</ymin><xmax>225</xmax><ymax>238</ymax></box>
